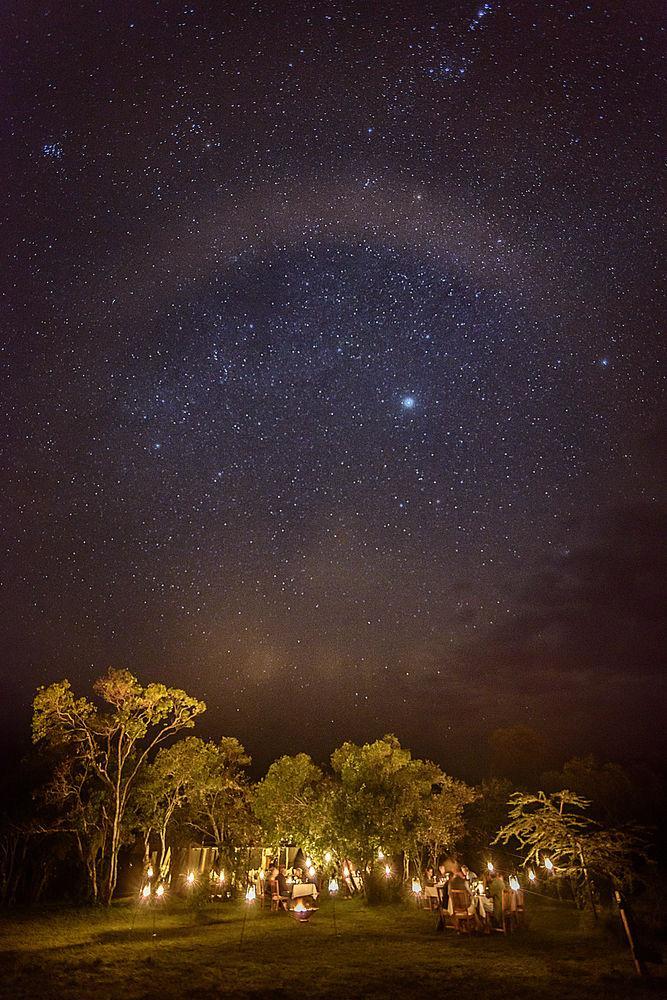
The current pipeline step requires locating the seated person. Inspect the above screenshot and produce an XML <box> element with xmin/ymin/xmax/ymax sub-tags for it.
<box><xmin>292</xmin><ymin>866</ymin><xmax>304</xmax><ymax>884</ymax></box>
<box><xmin>448</xmin><ymin>867</ymin><xmax>470</xmax><ymax>897</ymax></box>
<box><xmin>435</xmin><ymin>863</ymin><xmax>448</xmax><ymax>885</ymax></box>
<box><xmin>422</xmin><ymin>865</ymin><xmax>436</xmax><ymax>887</ymax></box>
<box><xmin>276</xmin><ymin>864</ymin><xmax>291</xmax><ymax>900</ymax></box>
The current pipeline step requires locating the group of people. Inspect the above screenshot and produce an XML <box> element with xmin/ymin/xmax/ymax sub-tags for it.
<box><xmin>261</xmin><ymin>863</ymin><xmax>319</xmax><ymax>908</ymax></box>
<box><xmin>424</xmin><ymin>860</ymin><xmax>512</xmax><ymax>930</ymax></box>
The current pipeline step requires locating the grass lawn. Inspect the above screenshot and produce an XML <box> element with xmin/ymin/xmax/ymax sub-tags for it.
<box><xmin>0</xmin><ymin>894</ymin><xmax>665</xmax><ymax>1000</ymax></box>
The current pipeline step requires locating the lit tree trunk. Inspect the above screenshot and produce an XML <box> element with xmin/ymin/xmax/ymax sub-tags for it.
<box><xmin>103</xmin><ymin>782</ymin><xmax>123</xmax><ymax>905</ymax></box>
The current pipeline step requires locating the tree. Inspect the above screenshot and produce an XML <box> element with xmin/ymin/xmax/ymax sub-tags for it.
<box><xmin>541</xmin><ymin>755</ymin><xmax>665</xmax><ymax>827</ymax></box>
<box><xmin>329</xmin><ymin>734</ymin><xmax>449</xmax><ymax>894</ymax></box>
<box><xmin>416</xmin><ymin>778</ymin><xmax>476</xmax><ymax>865</ymax></box>
<box><xmin>38</xmin><ymin>750</ymin><xmax>110</xmax><ymax>901</ymax></box>
<box><xmin>253</xmin><ymin>753</ymin><xmax>325</xmax><ymax>854</ymax></box>
<box><xmin>461</xmin><ymin>777</ymin><xmax>513</xmax><ymax>857</ymax></box>
<box><xmin>32</xmin><ymin>669</ymin><xmax>205</xmax><ymax>903</ymax></box>
<box><xmin>178</xmin><ymin>736</ymin><xmax>257</xmax><ymax>877</ymax></box>
<box><xmin>493</xmin><ymin>790</ymin><xmax>647</xmax><ymax>909</ymax></box>
<box><xmin>131</xmin><ymin>739</ymin><xmax>196</xmax><ymax>877</ymax></box>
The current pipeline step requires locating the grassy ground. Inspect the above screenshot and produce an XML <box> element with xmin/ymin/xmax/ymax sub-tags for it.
<box><xmin>0</xmin><ymin>894</ymin><xmax>665</xmax><ymax>1000</ymax></box>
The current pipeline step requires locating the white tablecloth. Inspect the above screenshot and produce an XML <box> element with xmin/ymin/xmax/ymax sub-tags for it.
<box><xmin>292</xmin><ymin>882</ymin><xmax>318</xmax><ymax>900</ymax></box>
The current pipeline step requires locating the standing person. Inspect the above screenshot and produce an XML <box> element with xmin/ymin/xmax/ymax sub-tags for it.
<box><xmin>489</xmin><ymin>871</ymin><xmax>506</xmax><ymax>927</ymax></box>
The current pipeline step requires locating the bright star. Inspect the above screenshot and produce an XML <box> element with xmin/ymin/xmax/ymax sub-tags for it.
<box><xmin>401</xmin><ymin>395</ymin><xmax>416</xmax><ymax>410</ymax></box>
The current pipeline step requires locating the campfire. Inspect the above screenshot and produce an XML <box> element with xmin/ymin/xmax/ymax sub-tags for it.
<box><xmin>292</xmin><ymin>900</ymin><xmax>318</xmax><ymax>923</ymax></box>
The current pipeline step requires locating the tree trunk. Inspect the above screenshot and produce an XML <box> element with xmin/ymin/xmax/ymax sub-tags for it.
<box><xmin>103</xmin><ymin>792</ymin><xmax>123</xmax><ymax>904</ymax></box>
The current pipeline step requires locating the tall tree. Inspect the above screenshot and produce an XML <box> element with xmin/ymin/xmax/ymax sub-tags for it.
<box><xmin>32</xmin><ymin>669</ymin><xmax>205</xmax><ymax>903</ymax></box>
<box><xmin>131</xmin><ymin>739</ymin><xmax>196</xmax><ymax>876</ymax></box>
<box><xmin>253</xmin><ymin>753</ymin><xmax>325</xmax><ymax>854</ymax></box>
<box><xmin>416</xmin><ymin>778</ymin><xmax>476</xmax><ymax>866</ymax></box>
<box><xmin>329</xmin><ymin>734</ymin><xmax>447</xmax><ymax>892</ymax></box>
<box><xmin>177</xmin><ymin>736</ymin><xmax>256</xmax><ymax>876</ymax></box>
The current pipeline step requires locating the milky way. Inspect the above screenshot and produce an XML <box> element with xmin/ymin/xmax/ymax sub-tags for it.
<box><xmin>1</xmin><ymin>1</ymin><xmax>664</xmax><ymax>771</ymax></box>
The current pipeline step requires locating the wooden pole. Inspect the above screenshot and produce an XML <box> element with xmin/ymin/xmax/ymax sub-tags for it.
<box><xmin>614</xmin><ymin>890</ymin><xmax>646</xmax><ymax>977</ymax></box>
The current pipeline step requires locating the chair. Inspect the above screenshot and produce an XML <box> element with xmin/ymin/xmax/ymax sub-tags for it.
<box><xmin>269</xmin><ymin>878</ymin><xmax>289</xmax><ymax>912</ymax></box>
<box><xmin>449</xmin><ymin>889</ymin><xmax>476</xmax><ymax>934</ymax></box>
<box><xmin>495</xmin><ymin>889</ymin><xmax>517</xmax><ymax>933</ymax></box>
<box><xmin>423</xmin><ymin>885</ymin><xmax>439</xmax><ymax>911</ymax></box>
<box><xmin>259</xmin><ymin>879</ymin><xmax>271</xmax><ymax>910</ymax></box>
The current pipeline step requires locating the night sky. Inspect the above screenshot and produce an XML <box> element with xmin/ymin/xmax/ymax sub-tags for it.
<box><xmin>1</xmin><ymin>1</ymin><xmax>664</xmax><ymax>774</ymax></box>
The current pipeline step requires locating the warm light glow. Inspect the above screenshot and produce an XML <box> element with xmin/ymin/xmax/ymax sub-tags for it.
<box><xmin>377</xmin><ymin>849</ymin><xmax>385</xmax><ymax>860</ymax></box>
<box><xmin>487</xmin><ymin>861</ymin><xmax>494</xmax><ymax>872</ymax></box>
<box><xmin>294</xmin><ymin>900</ymin><xmax>307</xmax><ymax>912</ymax></box>
<box><xmin>343</xmin><ymin>865</ymin><xmax>350</xmax><ymax>878</ymax></box>
<box><xmin>509</xmin><ymin>876</ymin><xmax>520</xmax><ymax>891</ymax></box>
<box><xmin>245</xmin><ymin>885</ymin><xmax>256</xmax><ymax>902</ymax></box>
<box><xmin>186</xmin><ymin>871</ymin><xmax>195</xmax><ymax>885</ymax></box>
<box><xmin>147</xmin><ymin>866</ymin><xmax>154</xmax><ymax>879</ymax></box>
<box><xmin>328</xmin><ymin>878</ymin><xmax>339</xmax><ymax>893</ymax></box>
<box><xmin>308</xmin><ymin>865</ymin><xmax>316</xmax><ymax>878</ymax></box>
<box><xmin>220</xmin><ymin>870</ymin><xmax>226</xmax><ymax>883</ymax></box>
<box><xmin>384</xmin><ymin>864</ymin><xmax>391</xmax><ymax>878</ymax></box>
<box><xmin>142</xmin><ymin>884</ymin><xmax>151</xmax><ymax>898</ymax></box>
<box><xmin>257</xmin><ymin>870</ymin><xmax>263</xmax><ymax>881</ymax></box>
<box><xmin>324</xmin><ymin>851</ymin><xmax>332</xmax><ymax>864</ymax></box>
<box><xmin>528</xmin><ymin>869</ymin><xmax>536</xmax><ymax>882</ymax></box>
<box><xmin>305</xmin><ymin>857</ymin><xmax>312</xmax><ymax>867</ymax></box>
<box><xmin>544</xmin><ymin>858</ymin><xmax>554</xmax><ymax>871</ymax></box>
<box><xmin>411</xmin><ymin>879</ymin><xmax>421</xmax><ymax>895</ymax></box>
<box><xmin>156</xmin><ymin>883</ymin><xmax>165</xmax><ymax>897</ymax></box>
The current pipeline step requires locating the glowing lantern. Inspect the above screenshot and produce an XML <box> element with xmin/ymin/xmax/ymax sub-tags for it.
<box><xmin>220</xmin><ymin>870</ymin><xmax>226</xmax><ymax>883</ymax></box>
<box><xmin>509</xmin><ymin>876</ymin><xmax>520</xmax><ymax>891</ymax></box>
<box><xmin>343</xmin><ymin>865</ymin><xmax>350</xmax><ymax>878</ymax></box>
<box><xmin>308</xmin><ymin>865</ymin><xmax>316</xmax><ymax>878</ymax></box>
<box><xmin>528</xmin><ymin>869</ymin><xmax>536</xmax><ymax>882</ymax></box>
<box><xmin>142</xmin><ymin>884</ymin><xmax>151</xmax><ymax>899</ymax></box>
<box><xmin>384</xmin><ymin>865</ymin><xmax>391</xmax><ymax>879</ymax></box>
<box><xmin>245</xmin><ymin>885</ymin><xmax>256</xmax><ymax>902</ymax></box>
<box><xmin>377</xmin><ymin>849</ymin><xmax>385</xmax><ymax>860</ymax></box>
<box><xmin>186</xmin><ymin>871</ymin><xmax>195</xmax><ymax>885</ymax></box>
<box><xmin>487</xmin><ymin>861</ymin><xmax>494</xmax><ymax>873</ymax></box>
<box><xmin>156</xmin><ymin>883</ymin><xmax>165</xmax><ymax>898</ymax></box>
<box><xmin>328</xmin><ymin>878</ymin><xmax>339</xmax><ymax>894</ymax></box>
<box><xmin>324</xmin><ymin>851</ymin><xmax>332</xmax><ymax>864</ymax></box>
<box><xmin>544</xmin><ymin>858</ymin><xmax>554</xmax><ymax>872</ymax></box>
<box><xmin>147</xmin><ymin>866</ymin><xmax>154</xmax><ymax>879</ymax></box>
<box><xmin>305</xmin><ymin>857</ymin><xmax>312</xmax><ymax>868</ymax></box>
<box><xmin>411</xmin><ymin>879</ymin><xmax>421</xmax><ymax>895</ymax></box>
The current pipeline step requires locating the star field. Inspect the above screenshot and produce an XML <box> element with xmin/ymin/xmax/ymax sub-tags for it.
<box><xmin>1</xmin><ymin>1</ymin><xmax>664</xmax><ymax>771</ymax></box>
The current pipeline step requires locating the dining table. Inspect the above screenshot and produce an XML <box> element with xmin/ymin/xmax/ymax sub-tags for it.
<box><xmin>291</xmin><ymin>882</ymin><xmax>318</xmax><ymax>900</ymax></box>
